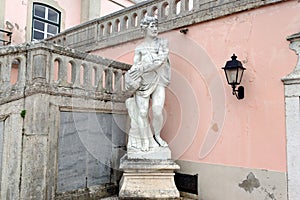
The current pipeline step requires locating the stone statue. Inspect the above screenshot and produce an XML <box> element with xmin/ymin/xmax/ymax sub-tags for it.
<box><xmin>125</xmin><ymin>16</ymin><xmax>171</xmax><ymax>152</ymax></box>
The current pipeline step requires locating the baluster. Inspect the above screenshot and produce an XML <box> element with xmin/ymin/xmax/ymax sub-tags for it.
<box><xmin>17</xmin><ymin>55</ymin><xmax>26</xmax><ymax>87</ymax></box>
<box><xmin>96</xmin><ymin>66</ymin><xmax>105</xmax><ymax>92</ymax></box>
<box><xmin>84</xmin><ymin>63</ymin><xmax>92</xmax><ymax>89</ymax></box>
<box><xmin>170</xmin><ymin>0</ymin><xmax>178</xmax><ymax>16</ymax></box>
<box><xmin>0</xmin><ymin>57</ymin><xmax>8</xmax><ymax>89</ymax></box>
<box><xmin>121</xmin><ymin>70</ymin><xmax>126</xmax><ymax>92</ymax></box>
<box><xmin>105</xmin><ymin>68</ymin><xmax>113</xmax><ymax>93</ymax></box>
<box><xmin>0</xmin><ymin>59</ymin><xmax>3</xmax><ymax>90</ymax></box>
<box><xmin>58</xmin><ymin>57</ymin><xmax>69</xmax><ymax>86</ymax></box>
<box><xmin>181</xmin><ymin>0</ymin><xmax>189</xmax><ymax>13</ymax></box>
<box><xmin>71</xmin><ymin>60</ymin><xmax>80</xmax><ymax>87</ymax></box>
<box><xmin>113</xmin><ymin>69</ymin><xmax>122</xmax><ymax>93</ymax></box>
<box><xmin>2</xmin><ymin>56</ymin><xmax>12</xmax><ymax>89</ymax></box>
<box><xmin>193</xmin><ymin>0</ymin><xmax>199</xmax><ymax>9</ymax></box>
<box><xmin>32</xmin><ymin>53</ymin><xmax>47</xmax><ymax>83</ymax></box>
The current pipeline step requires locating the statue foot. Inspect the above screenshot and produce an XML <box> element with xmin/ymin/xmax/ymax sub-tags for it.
<box><xmin>154</xmin><ymin>135</ymin><xmax>168</xmax><ymax>147</ymax></box>
<box><xmin>141</xmin><ymin>146</ymin><xmax>150</xmax><ymax>151</ymax></box>
<box><xmin>150</xmin><ymin>138</ymin><xmax>160</xmax><ymax>148</ymax></box>
<box><xmin>141</xmin><ymin>139</ymin><xmax>150</xmax><ymax>151</ymax></box>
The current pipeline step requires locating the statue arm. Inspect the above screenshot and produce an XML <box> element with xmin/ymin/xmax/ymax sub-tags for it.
<box><xmin>128</xmin><ymin>48</ymin><xmax>143</xmax><ymax>80</ymax></box>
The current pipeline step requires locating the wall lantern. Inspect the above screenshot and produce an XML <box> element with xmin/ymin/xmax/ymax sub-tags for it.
<box><xmin>222</xmin><ymin>54</ymin><xmax>246</xmax><ymax>100</ymax></box>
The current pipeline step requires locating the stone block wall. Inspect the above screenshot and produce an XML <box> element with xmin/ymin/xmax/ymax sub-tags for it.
<box><xmin>0</xmin><ymin>42</ymin><xmax>131</xmax><ymax>199</ymax></box>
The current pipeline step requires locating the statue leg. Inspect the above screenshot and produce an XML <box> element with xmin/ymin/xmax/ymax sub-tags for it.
<box><xmin>126</xmin><ymin>98</ymin><xmax>141</xmax><ymax>149</ymax></box>
<box><xmin>151</xmin><ymin>85</ymin><xmax>168</xmax><ymax>147</ymax></box>
<box><xmin>135</xmin><ymin>95</ymin><xmax>152</xmax><ymax>151</ymax></box>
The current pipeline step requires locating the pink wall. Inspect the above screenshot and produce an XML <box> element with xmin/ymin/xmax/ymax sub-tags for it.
<box><xmin>94</xmin><ymin>1</ymin><xmax>300</xmax><ymax>172</ymax></box>
<box><xmin>101</xmin><ymin>0</ymin><xmax>134</xmax><ymax>17</ymax></box>
<box><xmin>3</xmin><ymin>0</ymin><xmax>136</xmax><ymax>44</ymax></box>
<box><xmin>4</xmin><ymin>0</ymin><xmax>28</xmax><ymax>44</ymax></box>
<box><xmin>56</xmin><ymin>0</ymin><xmax>81</xmax><ymax>30</ymax></box>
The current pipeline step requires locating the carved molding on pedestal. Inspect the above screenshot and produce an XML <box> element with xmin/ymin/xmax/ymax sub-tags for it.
<box><xmin>119</xmin><ymin>156</ymin><xmax>180</xmax><ymax>199</ymax></box>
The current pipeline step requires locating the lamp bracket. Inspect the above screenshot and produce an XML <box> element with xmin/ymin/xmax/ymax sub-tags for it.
<box><xmin>232</xmin><ymin>85</ymin><xmax>244</xmax><ymax>100</ymax></box>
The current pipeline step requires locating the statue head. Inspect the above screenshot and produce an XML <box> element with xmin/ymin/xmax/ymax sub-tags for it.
<box><xmin>140</xmin><ymin>16</ymin><xmax>158</xmax><ymax>31</ymax></box>
<box><xmin>140</xmin><ymin>16</ymin><xmax>158</xmax><ymax>38</ymax></box>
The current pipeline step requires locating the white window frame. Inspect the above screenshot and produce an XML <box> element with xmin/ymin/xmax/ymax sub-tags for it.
<box><xmin>32</xmin><ymin>3</ymin><xmax>60</xmax><ymax>41</ymax></box>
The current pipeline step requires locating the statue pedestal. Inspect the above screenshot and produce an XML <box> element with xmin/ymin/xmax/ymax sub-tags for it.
<box><xmin>127</xmin><ymin>146</ymin><xmax>171</xmax><ymax>160</ymax></box>
<box><xmin>119</xmin><ymin>155</ymin><xmax>180</xmax><ymax>199</ymax></box>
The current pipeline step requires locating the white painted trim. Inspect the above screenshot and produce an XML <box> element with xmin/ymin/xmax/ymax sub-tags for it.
<box><xmin>26</xmin><ymin>0</ymin><xmax>65</xmax><ymax>42</ymax></box>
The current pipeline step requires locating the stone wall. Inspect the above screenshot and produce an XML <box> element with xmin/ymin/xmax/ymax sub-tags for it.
<box><xmin>46</xmin><ymin>0</ymin><xmax>286</xmax><ymax>52</ymax></box>
<box><xmin>177</xmin><ymin>160</ymin><xmax>287</xmax><ymax>200</ymax></box>
<box><xmin>0</xmin><ymin>42</ymin><xmax>131</xmax><ymax>199</ymax></box>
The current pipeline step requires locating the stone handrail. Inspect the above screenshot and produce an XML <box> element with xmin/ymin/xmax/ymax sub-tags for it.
<box><xmin>46</xmin><ymin>0</ymin><xmax>285</xmax><ymax>52</ymax></box>
<box><xmin>0</xmin><ymin>41</ymin><xmax>131</xmax><ymax>105</ymax></box>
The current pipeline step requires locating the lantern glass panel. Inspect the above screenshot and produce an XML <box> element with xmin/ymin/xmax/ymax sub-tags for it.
<box><xmin>225</xmin><ymin>68</ymin><xmax>238</xmax><ymax>85</ymax></box>
<box><xmin>236</xmin><ymin>67</ymin><xmax>244</xmax><ymax>84</ymax></box>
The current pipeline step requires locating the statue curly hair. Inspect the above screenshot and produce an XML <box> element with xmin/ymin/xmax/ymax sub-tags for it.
<box><xmin>140</xmin><ymin>16</ymin><xmax>158</xmax><ymax>31</ymax></box>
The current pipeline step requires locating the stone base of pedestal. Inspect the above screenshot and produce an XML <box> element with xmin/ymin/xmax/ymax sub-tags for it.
<box><xmin>119</xmin><ymin>156</ymin><xmax>180</xmax><ymax>199</ymax></box>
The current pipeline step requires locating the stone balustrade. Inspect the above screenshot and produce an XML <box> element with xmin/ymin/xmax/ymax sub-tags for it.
<box><xmin>46</xmin><ymin>0</ymin><xmax>285</xmax><ymax>52</ymax></box>
<box><xmin>0</xmin><ymin>41</ymin><xmax>131</xmax><ymax>105</ymax></box>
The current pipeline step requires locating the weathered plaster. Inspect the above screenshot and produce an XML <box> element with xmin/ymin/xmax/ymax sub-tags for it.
<box><xmin>0</xmin><ymin>100</ymin><xmax>24</xmax><ymax>200</ymax></box>
<box><xmin>177</xmin><ymin>160</ymin><xmax>287</xmax><ymax>200</ymax></box>
<box><xmin>238</xmin><ymin>172</ymin><xmax>260</xmax><ymax>193</ymax></box>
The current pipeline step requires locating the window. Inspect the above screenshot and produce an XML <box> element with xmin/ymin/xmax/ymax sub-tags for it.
<box><xmin>32</xmin><ymin>3</ymin><xmax>60</xmax><ymax>41</ymax></box>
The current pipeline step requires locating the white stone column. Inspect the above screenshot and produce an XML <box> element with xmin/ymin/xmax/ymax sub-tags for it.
<box><xmin>282</xmin><ymin>32</ymin><xmax>300</xmax><ymax>200</ymax></box>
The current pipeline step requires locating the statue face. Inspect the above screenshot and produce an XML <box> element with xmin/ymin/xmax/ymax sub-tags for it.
<box><xmin>145</xmin><ymin>22</ymin><xmax>158</xmax><ymax>38</ymax></box>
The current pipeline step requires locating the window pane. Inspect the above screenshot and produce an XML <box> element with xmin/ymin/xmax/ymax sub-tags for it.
<box><xmin>33</xmin><ymin>19</ymin><xmax>45</xmax><ymax>31</ymax></box>
<box><xmin>34</xmin><ymin>5</ymin><xmax>45</xmax><ymax>18</ymax></box>
<box><xmin>48</xmin><ymin>8</ymin><xmax>59</xmax><ymax>23</ymax></box>
<box><xmin>33</xmin><ymin>30</ymin><xmax>45</xmax><ymax>40</ymax></box>
<box><xmin>47</xmin><ymin>34</ymin><xmax>53</xmax><ymax>38</ymax></box>
<box><xmin>32</xmin><ymin>4</ymin><xmax>61</xmax><ymax>41</ymax></box>
<box><xmin>47</xmin><ymin>24</ymin><xmax>58</xmax><ymax>34</ymax></box>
